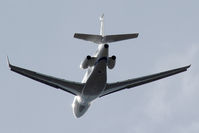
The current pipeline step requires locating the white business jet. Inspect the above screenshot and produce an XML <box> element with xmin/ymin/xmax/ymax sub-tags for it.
<box><xmin>8</xmin><ymin>14</ymin><xmax>190</xmax><ymax>118</ymax></box>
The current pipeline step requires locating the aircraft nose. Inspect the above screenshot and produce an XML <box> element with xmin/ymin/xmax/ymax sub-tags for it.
<box><xmin>73</xmin><ymin>104</ymin><xmax>90</xmax><ymax>118</ymax></box>
<box><xmin>72</xmin><ymin>97</ymin><xmax>90</xmax><ymax>118</ymax></box>
<box><xmin>74</xmin><ymin>111</ymin><xmax>83</xmax><ymax>118</ymax></box>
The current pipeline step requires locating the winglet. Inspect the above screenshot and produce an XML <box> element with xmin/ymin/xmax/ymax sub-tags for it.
<box><xmin>186</xmin><ymin>64</ymin><xmax>191</xmax><ymax>70</ymax></box>
<box><xmin>6</xmin><ymin>56</ymin><xmax>11</xmax><ymax>68</ymax></box>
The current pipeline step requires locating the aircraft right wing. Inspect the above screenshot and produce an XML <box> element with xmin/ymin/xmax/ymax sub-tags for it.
<box><xmin>100</xmin><ymin>65</ymin><xmax>190</xmax><ymax>97</ymax></box>
<box><xmin>8</xmin><ymin>59</ymin><xmax>84</xmax><ymax>96</ymax></box>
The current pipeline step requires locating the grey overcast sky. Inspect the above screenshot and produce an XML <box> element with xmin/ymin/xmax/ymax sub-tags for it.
<box><xmin>0</xmin><ymin>0</ymin><xmax>199</xmax><ymax>133</ymax></box>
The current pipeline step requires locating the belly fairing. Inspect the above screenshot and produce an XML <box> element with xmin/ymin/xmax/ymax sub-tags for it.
<box><xmin>82</xmin><ymin>61</ymin><xmax>107</xmax><ymax>98</ymax></box>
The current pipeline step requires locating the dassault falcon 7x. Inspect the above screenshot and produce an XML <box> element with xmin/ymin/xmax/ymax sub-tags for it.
<box><xmin>8</xmin><ymin>14</ymin><xmax>190</xmax><ymax>118</ymax></box>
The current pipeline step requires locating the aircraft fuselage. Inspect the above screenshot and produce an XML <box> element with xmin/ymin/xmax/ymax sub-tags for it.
<box><xmin>72</xmin><ymin>44</ymin><xmax>109</xmax><ymax>118</ymax></box>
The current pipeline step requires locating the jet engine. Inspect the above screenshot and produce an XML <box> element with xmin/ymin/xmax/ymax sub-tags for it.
<box><xmin>108</xmin><ymin>55</ymin><xmax>116</xmax><ymax>69</ymax></box>
<box><xmin>80</xmin><ymin>55</ymin><xmax>96</xmax><ymax>69</ymax></box>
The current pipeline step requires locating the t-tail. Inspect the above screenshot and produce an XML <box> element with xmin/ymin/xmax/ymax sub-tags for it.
<box><xmin>74</xmin><ymin>14</ymin><xmax>139</xmax><ymax>44</ymax></box>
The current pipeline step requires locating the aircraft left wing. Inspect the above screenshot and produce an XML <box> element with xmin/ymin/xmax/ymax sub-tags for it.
<box><xmin>8</xmin><ymin>60</ymin><xmax>84</xmax><ymax>96</ymax></box>
<box><xmin>100</xmin><ymin>65</ymin><xmax>190</xmax><ymax>97</ymax></box>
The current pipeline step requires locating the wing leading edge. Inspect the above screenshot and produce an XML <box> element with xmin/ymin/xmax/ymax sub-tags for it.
<box><xmin>100</xmin><ymin>65</ymin><xmax>190</xmax><ymax>97</ymax></box>
<box><xmin>8</xmin><ymin>60</ymin><xmax>84</xmax><ymax>96</ymax></box>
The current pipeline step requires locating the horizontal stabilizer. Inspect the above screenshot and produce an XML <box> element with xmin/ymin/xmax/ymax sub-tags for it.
<box><xmin>104</xmin><ymin>33</ymin><xmax>139</xmax><ymax>43</ymax></box>
<box><xmin>74</xmin><ymin>33</ymin><xmax>139</xmax><ymax>44</ymax></box>
<box><xmin>74</xmin><ymin>33</ymin><xmax>102</xmax><ymax>44</ymax></box>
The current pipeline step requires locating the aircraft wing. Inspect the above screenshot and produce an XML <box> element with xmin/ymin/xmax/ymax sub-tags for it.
<box><xmin>100</xmin><ymin>65</ymin><xmax>190</xmax><ymax>97</ymax></box>
<box><xmin>8</xmin><ymin>60</ymin><xmax>84</xmax><ymax>96</ymax></box>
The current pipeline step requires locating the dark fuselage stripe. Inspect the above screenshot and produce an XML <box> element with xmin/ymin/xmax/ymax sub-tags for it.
<box><xmin>94</xmin><ymin>57</ymin><xmax>107</xmax><ymax>66</ymax></box>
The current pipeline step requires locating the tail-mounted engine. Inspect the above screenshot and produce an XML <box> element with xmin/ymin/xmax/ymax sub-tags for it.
<box><xmin>80</xmin><ymin>55</ymin><xmax>96</xmax><ymax>69</ymax></box>
<box><xmin>108</xmin><ymin>55</ymin><xmax>116</xmax><ymax>69</ymax></box>
<box><xmin>80</xmin><ymin>55</ymin><xmax>116</xmax><ymax>69</ymax></box>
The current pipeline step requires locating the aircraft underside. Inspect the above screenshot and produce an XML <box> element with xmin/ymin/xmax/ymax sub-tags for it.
<box><xmin>8</xmin><ymin>14</ymin><xmax>190</xmax><ymax>118</ymax></box>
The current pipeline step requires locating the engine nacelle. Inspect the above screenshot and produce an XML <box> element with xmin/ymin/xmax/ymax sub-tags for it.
<box><xmin>80</xmin><ymin>55</ymin><xmax>96</xmax><ymax>69</ymax></box>
<box><xmin>108</xmin><ymin>55</ymin><xmax>116</xmax><ymax>69</ymax></box>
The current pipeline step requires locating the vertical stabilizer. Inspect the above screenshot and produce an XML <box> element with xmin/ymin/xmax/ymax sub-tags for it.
<box><xmin>99</xmin><ymin>14</ymin><xmax>104</xmax><ymax>36</ymax></box>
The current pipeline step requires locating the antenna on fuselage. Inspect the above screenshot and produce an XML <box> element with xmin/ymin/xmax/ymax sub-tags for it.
<box><xmin>99</xmin><ymin>14</ymin><xmax>104</xmax><ymax>37</ymax></box>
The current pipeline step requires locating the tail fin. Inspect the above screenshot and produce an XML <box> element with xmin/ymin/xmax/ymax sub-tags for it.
<box><xmin>99</xmin><ymin>14</ymin><xmax>104</xmax><ymax>36</ymax></box>
<box><xmin>74</xmin><ymin>33</ymin><xmax>139</xmax><ymax>44</ymax></box>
